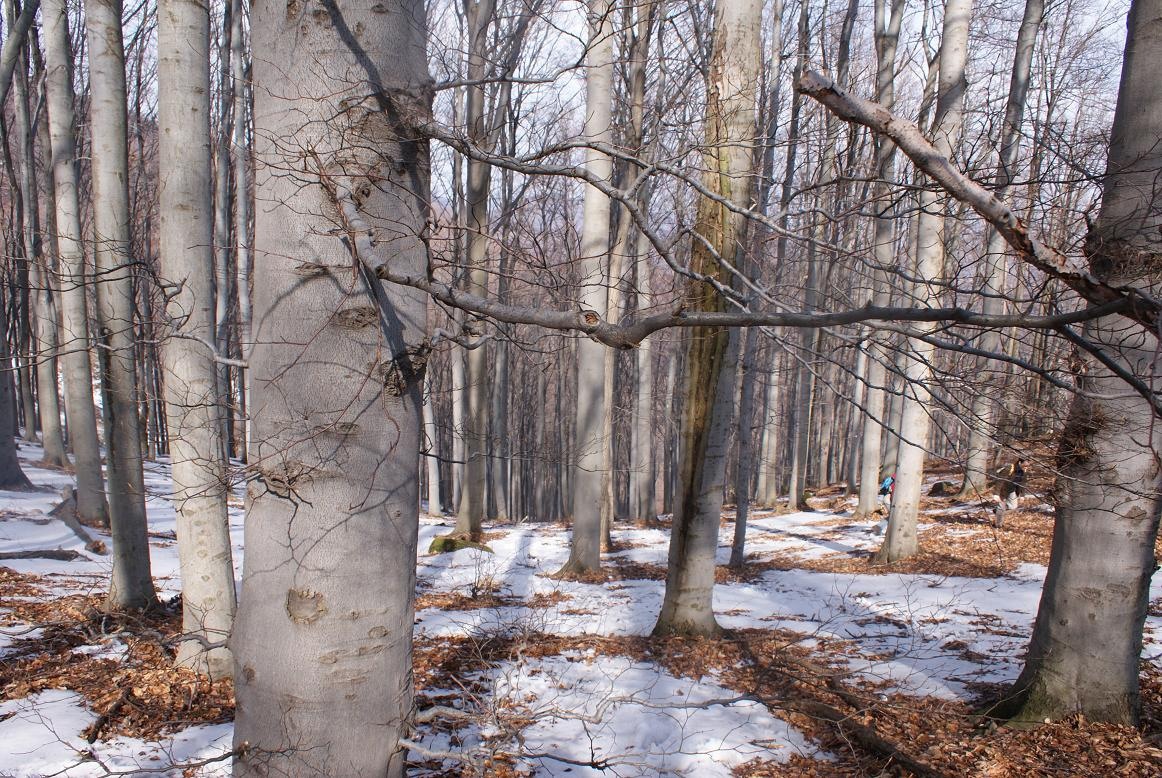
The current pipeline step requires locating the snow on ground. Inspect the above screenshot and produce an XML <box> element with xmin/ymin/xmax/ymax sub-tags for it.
<box><xmin>2</xmin><ymin>445</ymin><xmax>1161</xmax><ymax>776</ymax></box>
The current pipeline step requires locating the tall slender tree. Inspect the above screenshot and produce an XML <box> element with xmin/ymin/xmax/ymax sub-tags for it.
<box><xmin>960</xmin><ymin>0</ymin><xmax>1044</xmax><ymax>496</ymax></box>
<box><xmin>42</xmin><ymin>0</ymin><xmax>109</xmax><ymax>525</ymax></box>
<box><xmin>855</xmin><ymin>0</ymin><xmax>905</xmax><ymax>518</ymax></box>
<box><xmin>875</xmin><ymin>0</ymin><xmax>972</xmax><ymax>563</ymax></box>
<box><xmin>85</xmin><ymin>0</ymin><xmax>157</xmax><ymax>610</ymax></box>
<box><xmin>653</xmin><ymin>0</ymin><xmax>762</xmax><ymax>637</ymax></box>
<box><xmin>557</xmin><ymin>0</ymin><xmax>614</xmax><ymax>576</ymax></box>
<box><xmin>157</xmin><ymin>0</ymin><xmax>236</xmax><ymax>676</ymax></box>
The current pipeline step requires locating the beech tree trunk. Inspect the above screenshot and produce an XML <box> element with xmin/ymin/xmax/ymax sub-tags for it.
<box><xmin>10</xmin><ymin>16</ymin><xmax>65</xmax><ymax>468</ymax></box>
<box><xmin>453</xmin><ymin>0</ymin><xmax>496</xmax><ymax>540</ymax></box>
<box><xmin>42</xmin><ymin>0</ymin><xmax>108</xmax><ymax>525</ymax></box>
<box><xmin>85</xmin><ymin>0</ymin><xmax>156</xmax><ymax>610</ymax></box>
<box><xmin>0</xmin><ymin>291</ymin><xmax>32</xmax><ymax>489</ymax></box>
<box><xmin>961</xmin><ymin>0</ymin><xmax>1043</xmax><ymax>496</ymax></box>
<box><xmin>875</xmin><ymin>0</ymin><xmax>971</xmax><ymax>563</ymax></box>
<box><xmin>231</xmin><ymin>0</ymin><xmax>252</xmax><ymax>457</ymax></box>
<box><xmin>730</xmin><ymin>327</ymin><xmax>759</xmax><ymax>567</ymax></box>
<box><xmin>856</xmin><ymin>0</ymin><xmax>904</xmax><ymax>518</ymax></box>
<box><xmin>558</xmin><ymin>0</ymin><xmax>613</xmax><ymax>576</ymax></box>
<box><xmin>653</xmin><ymin>0</ymin><xmax>761</xmax><ymax>637</ymax></box>
<box><xmin>999</xmin><ymin>0</ymin><xmax>1162</xmax><ymax>727</ymax></box>
<box><xmin>157</xmin><ymin>0</ymin><xmax>236</xmax><ymax>677</ymax></box>
<box><xmin>231</xmin><ymin>0</ymin><xmax>430</xmax><ymax>773</ymax></box>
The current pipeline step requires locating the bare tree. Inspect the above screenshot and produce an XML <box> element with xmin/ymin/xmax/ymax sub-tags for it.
<box><xmin>653</xmin><ymin>0</ymin><xmax>762</xmax><ymax>637</ymax></box>
<box><xmin>42</xmin><ymin>0</ymin><xmax>109</xmax><ymax>525</ymax></box>
<box><xmin>875</xmin><ymin>0</ymin><xmax>972</xmax><ymax>563</ymax></box>
<box><xmin>960</xmin><ymin>0</ymin><xmax>1044</xmax><ymax>497</ymax></box>
<box><xmin>557</xmin><ymin>0</ymin><xmax>614</xmax><ymax>577</ymax></box>
<box><xmin>997</xmin><ymin>0</ymin><xmax>1162</xmax><ymax>726</ymax></box>
<box><xmin>231</xmin><ymin>0</ymin><xmax>431</xmax><ymax>773</ymax></box>
<box><xmin>157</xmin><ymin>0</ymin><xmax>236</xmax><ymax>677</ymax></box>
<box><xmin>85</xmin><ymin>0</ymin><xmax>156</xmax><ymax>610</ymax></box>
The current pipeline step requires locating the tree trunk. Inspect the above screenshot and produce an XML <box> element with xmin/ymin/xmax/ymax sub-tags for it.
<box><xmin>454</xmin><ymin>0</ymin><xmax>496</xmax><ymax>540</ymax></box>
<box><xmin>424</xmin><ymin>365</ymin><xmax>441</xmax><ymax>514</ymax></box>
<box><xmin>0</xmin><ymin>289</ymin><xmax>32</xmax><ymax>489</ymax></box>
<box><xmin>856</xmin><ymin>0</ymin><xmax>904</xmax><ymax>518</ymax></box>
<box><xmin>961</xmin><ymin>0</ymin><xmax>1043</xmax><ymax>497</ymax></box>
<box><xmin>85</xmin><ymin>0</ymin><xmax>156</xmax><ymax>610</ymax></box>
<box><xmin>998</xmin><ymin>0</ymin><xmax>1162</xmax><ymax>727</ymax></box>
<box><xmin>557</xmin><ymin>0</ymin><xmax>613</xmax><ymax>577</ymax></box>
<box><xmin>157</xmin><ymin>0</ymin><xmax>236</xmax><ymax>677</ymax></box>
<box><xmin>231</xmin><ymin>0</ymin><xmax>252</xmax><ymax>459</ymax></box>
<box><xmin>730</xmin><ymin>327</ymin><xmax>759</xmax><ymax>567</ymax></box>
<box><xmin>11</xmin><ymin>18</ymin><xmax>65</xmax><ymax>467</ymax></box>
<box><xmin>42</xmin><ymin>0</ymin><xmax>108</xmax><ymax>525</ymax></box>
<box><xmin>631</xmin><ymin>227</ymin><xmax>656</xmax><ymax>523</ymax></box>
<box><xmin>212</xmin><ymin>0</ymin><xmax>235</xmax><ymax>462</ymax></box>
<box><xmin>874</xmin><ymin>0</ymin><xmax>972</xmax><ymax>563</ymax></box>
<box><xmin>653</xmin><ymin>0</ymin><xmax>761</xmax><ymax>637</ymax></box>
<box><xmin>231</xmin><ymin>1</ymin><xmax>430</xmax><ymax>773</ymax></box>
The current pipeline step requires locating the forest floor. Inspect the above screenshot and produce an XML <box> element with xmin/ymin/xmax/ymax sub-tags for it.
<box><xmin>2</xmin><ymin>448</ymin><xmax>1162</xmax><ymax>776</ymax></box>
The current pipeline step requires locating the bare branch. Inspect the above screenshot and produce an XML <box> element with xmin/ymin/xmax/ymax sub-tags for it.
<box><xmin>798</xmin><ymin>68</ymin><xmax>1160</xmax><ymax>332</ymax></box>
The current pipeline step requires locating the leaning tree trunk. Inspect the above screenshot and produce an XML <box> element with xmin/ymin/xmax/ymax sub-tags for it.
<box><xmin>557</xmin><ymin>0</ymin><xmax>613</xmax><ymax>577</ymax></box>
<box><xmin>998</xmin><ymin>0</ymin><xmax>1162</xmax><ymax>727</ymax></box>
<box><xmin>42</xmin><ymin>0</ymin><xmax>108</xmax><ymax>525</ymax></box>
<box><xmin>85</xmin><ymin>0</ymin><xmax>156</xmax><ymax>610</ymax></box>
<box><xmin>157</xmin><ymin>0</ymin><xmax>236</xmax><ymax>678</ymax></box>
<box><xmin>960</xmin><ymin>0</ymin><xmax>1043</xmax><ymax>497</ymax></box>
<box><xmin>231</xmin><ymin>0</ymin><xmax>430</xmax><ymax>774</ymax></box>
<box><xmin>653</xmin><ymin>0</ymin><xmax>761</xmax><ymax>638</ymax></box>
<box><xmin>875</xmin><ymin>0</ymin><xmax>971</xmax><ymax>563</ymax></box>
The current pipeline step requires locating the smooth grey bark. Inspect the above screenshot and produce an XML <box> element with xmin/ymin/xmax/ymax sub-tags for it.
<box><xmin>212</xmin><ymin>0</ymin><xmax>235</xmax><ymax>459</ymax></box>
<box><xmin>10</xmin><ymin>15</ymin><xmax>65</xmax><ymax>467</ymax></box>
<box><xmin>558</xmin><ymin>0</ymin><xmax>613</xmax><ymax>576</ymax></box>
<box><xmin>231</xmin><ymin>0</ymin><xmax>430</xmax><ymax>773</ymax></box>
<box><xmin>424</xmin><ymin>366</ymin><xmax>442</xmax><ymax>514</ymax></box>
<box><xmin>729</xmin><ymin>327</ymin><xmax>759</xmax><ymax>567</ymax></box>
<box><xmin>784</xmin><ymin>0</ymin><xmax>812</xmax><ymax>510</ymax></box>
<box><xmin>876</xmin><ymin>0</ymin><xmax>972</xmax><ymax>563</ymax></box>
<box><xmin>157</xmin><ymin>0</ymin><xmax>236</xmax><ymax>677</ymax></box>
<box><xmin>84</xmin><ymin>0</ymin><xmax>156</xmax><ymax>610</ymax></box>
<box><xmin>231</xmin><ymin>0</ymin><xmax>252</xmax><ymax>457</ymax></box>
<box><xmin>754</xmin><ymin>357</ymin><xmax>781</xmax><ymax>506</ymax></box>
<box><xmin>998</xmin><ymin>0</ymin><xmax>1162</xmax><ymax>727</ymax></box>
<box><xmin>454</xmin><ymin>0</ymin><xmax>495</xmax><ymax>539</ymax></box>
<box><xmin>42</xmin><ymin>0</ymin><xmax>108</xmax><ymax>525</ymax></box>
<box><xmin>0</xmin><ymin>0</ymin><xmax>37</xmax><ymax>106</ymax></box>
<box><xmin>960</xmin><ymin>0</ymin><xmax>1044</xmax><ymax>496</ymax></box>
<box><xmin>653</xmin><ymin>0</ymin><xmax>761</xmax><ymax>637</ymax></box>
<box><xmin>630</xmin><ymin>227</ymin><xmax>656</xmax><ymax>523</ymax></box>
<box><xmin>450</xmin><ymin>332</ymin><xmax>466</xmax><ymax>509</ymax></box>
<box><xmin>855</xmin><ymin>0</ymin><xmax>904</xmax><ymax>518</ymax></box>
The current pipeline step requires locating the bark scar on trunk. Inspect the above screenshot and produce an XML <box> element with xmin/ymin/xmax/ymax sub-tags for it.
<box><xmin>286</xmin><ymin>588</ymin><xmax>327</xmax><ymax>623</ymax></box>
<box><xmin>333</xmin><ymin>305</ymin><xmax>379</xmax><ymax>329</ymax></box>
<box><xmin>376</xmin><ymin>345</ymin><xmax>429</xmax><ymax>397</ymax></box>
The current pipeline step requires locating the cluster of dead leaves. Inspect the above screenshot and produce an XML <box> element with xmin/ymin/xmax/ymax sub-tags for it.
<box><xmin>0</xmin><ymin>568</ymin><xmax>233</xmax><ymax>743</ymax></box>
